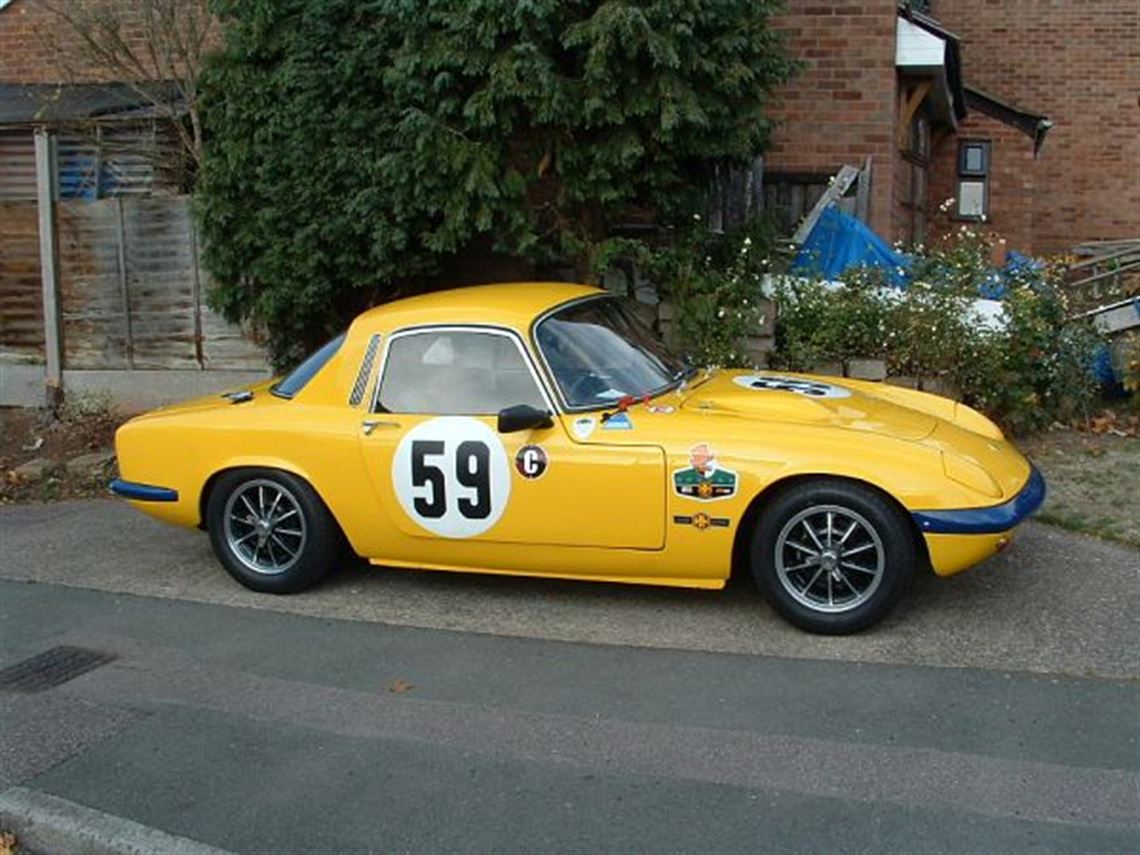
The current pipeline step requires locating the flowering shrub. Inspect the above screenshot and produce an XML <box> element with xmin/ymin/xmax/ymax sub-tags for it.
<box><xmin>596</xmin><ymin>217</ymin><xmax>778</xmax><ymax>367</ymax></box>
<box><xmin>772</xmin><ymin>228</ymin><xmax>1105</xmax><ymax>434</ymax></box>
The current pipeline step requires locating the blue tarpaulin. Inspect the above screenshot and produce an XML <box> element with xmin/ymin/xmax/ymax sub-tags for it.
<box><xmin>790</xmin><ymin>205</ymin><xmax>1049</xmax><ymax>298</ymax></box>
<box><xmin>790</xmin><ymin>206</ymin><xmax>910</xmax><ymax>286</ymax></box>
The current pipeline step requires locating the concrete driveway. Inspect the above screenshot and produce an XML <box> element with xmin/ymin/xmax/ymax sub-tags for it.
<box><xmin>1</xmin><ymin>498</ymin><xmax>1137</xmax><ymax>678</ymax></box>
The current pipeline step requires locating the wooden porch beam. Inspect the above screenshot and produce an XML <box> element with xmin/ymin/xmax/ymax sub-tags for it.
<box><xmin>897</xmin><ymin>81</ymin><xmax>932</xmax><ymax>149</ymax></box>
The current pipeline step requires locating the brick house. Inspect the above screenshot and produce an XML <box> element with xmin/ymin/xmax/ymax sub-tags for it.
<box><xmin>765</xmin><ymin>0</ymin><xmax>1140</xmax><ymax>255</ymax></box>
<box><xmin>2</xmin><ymin>0</ymin><xmax>1136</xmax><ymax>407</ymax></box>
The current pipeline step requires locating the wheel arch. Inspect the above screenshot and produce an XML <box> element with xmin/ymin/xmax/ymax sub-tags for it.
<box><xmin>196</xmin><ymin>459</ymin><xmax>322</xmax><ymax>530</ymax></box>
<box><xmin>730</xmin><ymin>473</ymin><xmax>931</xmax><ymax>582</ymax></box>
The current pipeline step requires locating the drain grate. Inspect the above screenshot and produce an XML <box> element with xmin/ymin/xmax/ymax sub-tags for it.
<box><xmin>0</xmin><ymin>646</ymin><xmax>117</xmax><ymax>693</ymax></box>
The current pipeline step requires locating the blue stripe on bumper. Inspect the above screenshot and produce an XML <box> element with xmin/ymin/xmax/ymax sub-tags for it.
<box><xmin>109</xmin><ymin>478</ymin><xmax>178</xmax><ymax>502</ymax></box>
<box><xmin>912</xmin><ymin>466</ymin><xmax>1046</xmax><ymax>535</ymax></box>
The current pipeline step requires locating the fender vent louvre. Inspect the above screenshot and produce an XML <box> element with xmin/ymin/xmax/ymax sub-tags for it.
<box><xmin>350</xmin><ymin>334</ymin><xmax>381</xmax><ymax>406</ymax></box>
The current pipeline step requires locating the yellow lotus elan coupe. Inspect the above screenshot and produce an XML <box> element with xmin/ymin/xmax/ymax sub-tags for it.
<box><xmin>112</xmin><ymin>283</ymin><xmax>1044</xmax><ymax>633</ymax></box>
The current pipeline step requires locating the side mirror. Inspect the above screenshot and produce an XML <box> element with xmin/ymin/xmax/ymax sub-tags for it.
<box><xmin>497</xmin><ymin>404</ymin><xmax>554</xmax><ymax>433</ymax></box>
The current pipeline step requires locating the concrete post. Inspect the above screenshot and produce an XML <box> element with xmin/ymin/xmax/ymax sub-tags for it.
<box><xmin>34</xmin><ymin>127</ymin><xmax>63</xmax><ymax>409</ymax></box>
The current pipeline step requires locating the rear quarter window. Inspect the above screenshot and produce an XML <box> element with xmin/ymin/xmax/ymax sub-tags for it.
<box><xmin>271</xmin><ymin>333</ymin><xmax>346</xmax><ymax>399</ymax></box>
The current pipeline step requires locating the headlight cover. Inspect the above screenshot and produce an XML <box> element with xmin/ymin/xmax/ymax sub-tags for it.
<box><xmin>942</xmin><ymin>452</ymin><xmax>1003</xmax><ymax>499</ymax></box>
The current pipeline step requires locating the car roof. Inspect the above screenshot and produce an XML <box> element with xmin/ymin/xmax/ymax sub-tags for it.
<box><xmin>353</xmin><ymin>282</ymin><xmax>604</xmax><ymax>333</ymax></box>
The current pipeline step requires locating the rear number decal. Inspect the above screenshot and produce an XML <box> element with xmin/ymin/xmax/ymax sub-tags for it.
<box><xmin>392</xmin><ymin>417</ymin><xmax>510</xmax><ymax>537</ymax></box>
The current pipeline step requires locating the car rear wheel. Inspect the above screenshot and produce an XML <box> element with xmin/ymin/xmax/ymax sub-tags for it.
<box><xmin>206</xmin><ymin>468</ymin><xmax>340</xmax><ymax>594</ymax></box>
<box><xmin>750</xmin><ymin>479</ymin><xmax>916</xmax><ymax>634</ymax></box>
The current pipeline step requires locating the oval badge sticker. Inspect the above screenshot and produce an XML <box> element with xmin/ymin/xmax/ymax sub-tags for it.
<box><xmin>515</xmin><ymin>445</ymin><xmax>548</xmax><ymax>480</ymax></box>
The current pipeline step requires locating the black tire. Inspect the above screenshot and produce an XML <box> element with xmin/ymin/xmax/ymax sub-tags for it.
<box><xmin>205</xmin><ymin>468</ymin><xmax>341</xmax><ymax>594</ymax></box>
<box><xmin>749</xmin><ymin>479</ymin><xmax>916</xmax><ymax>634</ymax></box>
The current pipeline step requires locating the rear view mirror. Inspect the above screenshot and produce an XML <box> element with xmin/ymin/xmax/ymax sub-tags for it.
<box><xmin>497</xmin><ymin>404</ymin><xmax>554</xmax><ymax>433</ymax></box>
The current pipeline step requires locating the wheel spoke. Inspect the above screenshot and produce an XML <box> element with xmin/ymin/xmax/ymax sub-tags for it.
<box><xmin>232</xmin><ymin>529</ymin><xmax>258</xmax><ymax>546</ymax></box>
<box><xmin>785</xmin><ymin>540</ymin><xmax>818</xmax><ymax>557</ymax></box>
<box><xmin>842</xmin><ymin>542</ymin><xmax>876</xmax><ymax>558</ymax></box>
<box><xmin>835</xmin><ymin>569</ymin><xmax>859</xmax><ymax>595</ymax></box>
<box><xmin>841</xmin><ymin>560</ymin><xmax>877</xmax><ymax>575</ymax></box>
<box><xmin>267</xmin><ymin>491</ymin><xmax>283</xmax><ymax>520</ymax></box>
<box><xmin>827</xmin><ymin>572</ymin><xmax>834</xmax><ymax>606</ymax></box>
<box><xmin>783</xmin><ymin>559</ymin><xmax>819</xmax><ymax>573</ymax></box>
<box><xmin>801</xmin><ymin>520</ymin><xmax>825</xmax><ymax>551</ymax></box>
<box><xmin>269</xmin><ymin>533</ymin><xmax>296</xmax><ymax>558</ymax></box>
<box><xmin>240</xmin><ymin>494</ymin><xmax>258</xmax><ymax>518</ymax></box>
<box><xmin>275</xmin><ymin>527</ymin><xmax>303</xmax><ymax>538</ymax></box>
<box><xmin>838</xmin><ymin>521</ymin><xmax>859</xmax><ymax>545</ymax></box>
<box><xmin>825</xmin><ymin>511</ymin><xmax>834</xmax><ymax>546</ymax></box>
<box><xmin>273</xmin><ymin>509</ymin><xmax>298</xmax><ymax>524</ymax></box>
<box><xmin>258</xmin><ymin>486</ymin><xmax>266</xmax><ymax>517</ymax></box>
<box><xmin>799</xmin><ymin>566</ymin><xmax>826</xmax><ymax>595</ymax></box>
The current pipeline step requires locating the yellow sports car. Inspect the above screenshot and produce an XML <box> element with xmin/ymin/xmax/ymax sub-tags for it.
<box><xmin>112</xmin><ymin>283</ymin><xmax>1044</xmax><ymax>634</ymax></box>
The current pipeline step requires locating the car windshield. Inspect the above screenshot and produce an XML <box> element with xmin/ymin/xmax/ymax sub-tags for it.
<box><xmin>535</xmin><ymin>297</ymin><xmax>691</xmax><ymax>409</ymax></box>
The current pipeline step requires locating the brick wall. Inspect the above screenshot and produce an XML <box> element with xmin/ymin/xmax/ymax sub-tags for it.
<box><xmin>766</xmin><ymin>0</ymin><xmax>900</xmax><ymax>238</ymax></box>
<box><xmin>928</xmin><ymin>112</ymin><xmax>1040</xmax><ymax>251</ymax></box>
<box><xmin>1</xmin><ymin>0</ymin><xmax>111</xmax><ymax>83</ymax></box>
<box><xmin>0</xmin><ymin>0</ymin><xmax>214</xmax><ymax>85</ymax></box>
<box><xmin>929</xmin><ymin>0</ymin><xmax>1140</xmax><ymax>253</ymax></box>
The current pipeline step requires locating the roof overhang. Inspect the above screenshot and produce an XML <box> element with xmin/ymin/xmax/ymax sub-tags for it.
<box><xmin>895</xmin><ymin>11</ymin><xmax>967</xmax><ymax>128</ymax></box>
<box><xmin>0</xmin><ymin>82</ymin><xmax>185</xmax><ymax>126</ymax></box>
<box><xmin>965</xmin><ymin>87</ymin><xmax>1053</xmax><ymax>156</ymax></box>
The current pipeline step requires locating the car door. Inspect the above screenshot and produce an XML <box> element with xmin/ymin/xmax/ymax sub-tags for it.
<box><xmin>356</xmin><ymin>325</ymin><xmax>666</xmax><ymax>556</ymax></box>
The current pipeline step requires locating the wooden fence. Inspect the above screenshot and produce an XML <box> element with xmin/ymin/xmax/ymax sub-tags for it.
<box><xmin>0</xmin><ymin>195</ymin><xmax>264</xmax><ymax>371</ymax></box>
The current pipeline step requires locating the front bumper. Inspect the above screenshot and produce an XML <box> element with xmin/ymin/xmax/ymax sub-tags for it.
<box><xmin>912</xmin><ymin>466</ymin><xmax>1046</xmax><ymax>535</ymax></box>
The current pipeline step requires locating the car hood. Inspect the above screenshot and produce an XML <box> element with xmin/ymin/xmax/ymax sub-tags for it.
<box><xmin>677</xmin><ymin>370</ymin><xmax>938</xmax><ymax>442</ymax></box>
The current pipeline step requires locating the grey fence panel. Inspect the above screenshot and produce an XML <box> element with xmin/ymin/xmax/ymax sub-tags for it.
<box><xmin>46</xmin><ymin>195</ymin><xmax>266</xmax><ymax>372</ymax></box>
<box><xmin>57</xmin><ymin>199</ymin><xmax>129</xmax><ymax>369</ymax></box>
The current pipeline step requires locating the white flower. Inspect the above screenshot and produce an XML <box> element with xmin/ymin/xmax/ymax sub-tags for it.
<box><xmin>693</xmin><ymin>213</ymin><xmax>702</xmax><ymax>221</ymax></box>
<box><xmin>717</xmin><ymin>308</ymin><xmax>726</xmax><ymax>318</ymax></box>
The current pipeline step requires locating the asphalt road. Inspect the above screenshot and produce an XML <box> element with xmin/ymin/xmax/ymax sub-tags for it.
<box><xmin>1</xmin><ymin>580</ymin><xmax>1138</xmax><ymax>853</ymax></box>
<box><xmin>1</xmin><ymin>500</ymin><xmax>1139</xmax><ymax>852</ymax></box>
<box><xmin>1</xmin><ymin>499</ymin><xmax>1138</xmax><ymax>677</ymax></box>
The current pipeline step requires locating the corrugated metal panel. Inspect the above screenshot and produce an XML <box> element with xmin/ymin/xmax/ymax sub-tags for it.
<box><xmin>0</xmin><ymin>128</ymin><xmax>37</xmax><ymax>202</ymax></box>
<box><xmin>0</xmin><ymin>201</ymin><xmax>44</xmax><ymax>356</ymax></box>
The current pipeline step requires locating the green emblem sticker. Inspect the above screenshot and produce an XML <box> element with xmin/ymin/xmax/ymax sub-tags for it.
<box><xmin>673</xmin><ymin>443</ymin><xmax>737</xmax><ymax>501</ymax></box>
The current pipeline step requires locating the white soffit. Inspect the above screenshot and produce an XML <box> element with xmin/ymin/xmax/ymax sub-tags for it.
<box><xmin>896</xmin><ymin>16</ymin><xmax>946</xmax><ymax>70</ymax></box>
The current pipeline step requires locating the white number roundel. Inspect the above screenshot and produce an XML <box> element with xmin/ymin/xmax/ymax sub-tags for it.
<box><xmin>391</xmin><ymin>417</ymin><xmax>511</xmax><ymax>538</ymax></box>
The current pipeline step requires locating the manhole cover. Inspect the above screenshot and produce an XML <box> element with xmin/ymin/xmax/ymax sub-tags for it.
<box><xmin>0</xmin><ymin>646</ymin><xmax>116</xmax><ymax>693</ymax></box>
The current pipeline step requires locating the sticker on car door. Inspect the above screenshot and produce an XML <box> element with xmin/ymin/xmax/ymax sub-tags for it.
<box><xmin>391</xmin><ymin>417</ymin><xmax>511</xmax><ymax>538</ymax></box>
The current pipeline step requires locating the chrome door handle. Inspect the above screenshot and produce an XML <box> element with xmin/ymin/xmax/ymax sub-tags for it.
<box><xmin>362</xmin><ymin>419</ymin><xmax>400</xmax><ymax>435</ymax></box>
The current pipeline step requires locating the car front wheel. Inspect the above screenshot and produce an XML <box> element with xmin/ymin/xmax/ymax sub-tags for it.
<box><xmin>206</xmin><ymin>468</ymin><xmax>341</xmax><ymax>594</ymax></box>
<box><xmin>750</xmin><ymin>479</ymin><xmax>916</xmax><ymax>634</ymax></box>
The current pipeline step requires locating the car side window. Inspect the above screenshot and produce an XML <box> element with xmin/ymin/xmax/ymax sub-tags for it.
<box><xmin>377</xmin><ymin>329</ymin><xmax>547</xmax><ymax>415</ymax></box>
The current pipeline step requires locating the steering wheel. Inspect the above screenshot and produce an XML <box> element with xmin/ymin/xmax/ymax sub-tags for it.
<box><xmin>563</xmin><ymin>371</ymin><xmax>609</xmax><ymax>406</ymax></box>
